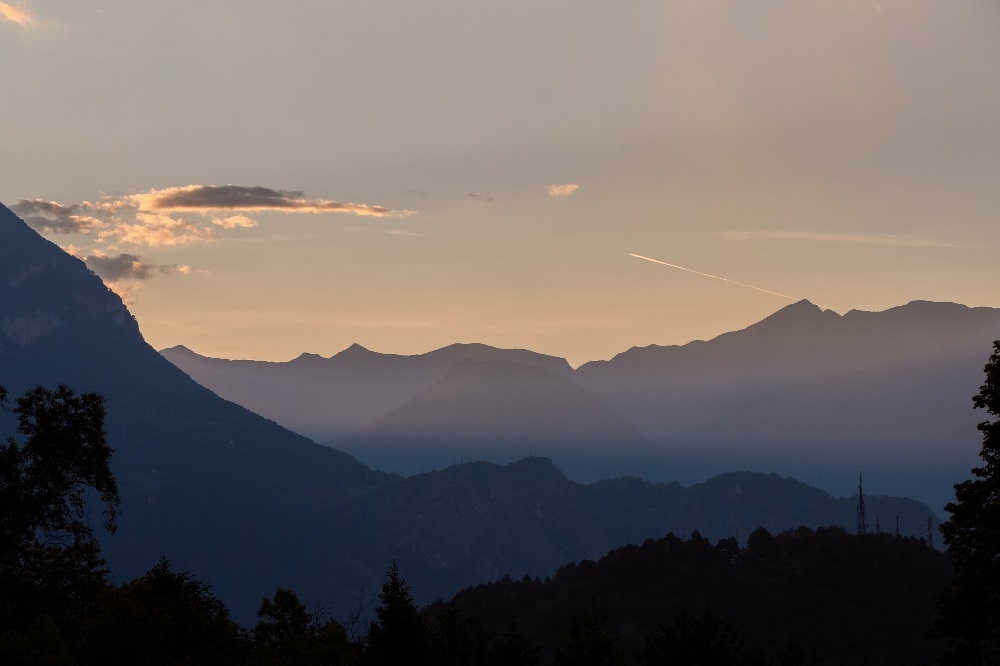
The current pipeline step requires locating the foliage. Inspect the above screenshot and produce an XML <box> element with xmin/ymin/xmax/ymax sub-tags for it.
<box><xmin>83</xmin><ymin>557</ymin><xmax>247</xmax><ymax>664</ymax></box>
<box><xmin>255</xmin><ymin>587</ymin><xmax>357</xmax><ymax>665</ymax></box>
<box><xmin>0</xmin><ymin>384</ymin><xmax>120</xmax><ymax>636</ymax></box>
<box><xmin>553</xmin><ymin>603</ymin><xmax>625</xmax><ymax>666</ymax></box>
<box><xmin>639</xmin><ymin>608</ymin><xmax>747</xmax><ymax>666</ymax></box>
<box><xmin>438</xmin><ymin>527</ymin><xmax>952</xmax><ymax>665</ymax></box>
<box><xmin>937</xmin><ymin>340</ymin><xmax>1000</xmax><ymax>663</ymax></box>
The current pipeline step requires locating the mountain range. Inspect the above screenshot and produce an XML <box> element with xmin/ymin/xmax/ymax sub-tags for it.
<box><xmin>0</xmin><ymin>202</ymin><xmax>951</xmax><ymax>623</ymax></box>
<box><xmin>164</xmin><ymin>298</ymin><xmax>1000</xmax><ymax>510</ymax></box>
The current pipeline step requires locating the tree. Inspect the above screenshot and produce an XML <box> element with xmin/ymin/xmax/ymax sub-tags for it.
<box><xmin>0</xmin><ymin>384</ymin><xmax>120</xmax><ymax>633</ymax></box>
<box><xmin>86</xmin><ymin>557</ymin><xmax>247</xmax><ymax>664</ymax></box>
<box><xmin>553</xmin><ymin>602</ymin><xmax>625</xmax><ymax>666</ymax></box>
<box><xmin>639</xmin><ymin>609</ymin><xmax>745</xmax><ymax>666</ymax></box>
<box><xmin>937</xmin><ymin>340</ymin><xmax>1000</xmax><ymax>663</ymax></box>
<box><xmin>365</xmin><ymin>560</ymin><xmax>430</xmax><ymax>665</ymax></box>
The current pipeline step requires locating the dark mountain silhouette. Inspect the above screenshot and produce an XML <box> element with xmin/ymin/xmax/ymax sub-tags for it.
<box><xmin>338</xmin><ymin>359</ymin><xmax>653</xmax><ymax>478</ymax></box>
<box><xmin>0</xmin><ymin>202</ymin><xmax>389</xmax><ymax>621</ymax></box>
<box><xmin>0</xmin><ymin>202</ymin><xmax>944</xmax><ymax>625</ymax></box>
<box><xmin>161</xmin><ymin>341</ymin><xmax>573</xmax><ymax>442</ymax></box>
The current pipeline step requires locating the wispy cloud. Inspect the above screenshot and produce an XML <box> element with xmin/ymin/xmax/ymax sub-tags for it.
<box><xmin>547</xmin><ymin>183</ymin><xmax>580</xmax><ymax>198</ymax></box>
<box><xmin>84</xmin><ymin>251</ymin><xmax>192</xmax><ymax>305</ymax></box>
<box><xmin>85</xmin><ymin>251</ymin><xmax>192</xmax><ymax>282</ymax></box>
<box><xmin>14</xmin><ymin>184</ymin><xmax>415</xmax><ymax>248</ymax></box>
<box><xmin>0</xmin><ymin>2</ymin><xmax>34</xmax><ymax>26</ymax></box>
<box><xmin>715</xmin><ymin>230</ymin><xmax>964</xmax><ymax>249</ymax></box>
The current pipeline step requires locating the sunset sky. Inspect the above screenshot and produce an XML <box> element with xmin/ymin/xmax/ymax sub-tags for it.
<box><xmin>3</xmin><ymin>1</ymin><xmax>998</xmax><ymax>366</ymax></box>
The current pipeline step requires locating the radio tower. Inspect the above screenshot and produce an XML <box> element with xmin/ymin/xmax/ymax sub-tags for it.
<box><xmin>856</xmin><ymin>472</ymin><xmax>868</xmax><ymax>535</ymax></box>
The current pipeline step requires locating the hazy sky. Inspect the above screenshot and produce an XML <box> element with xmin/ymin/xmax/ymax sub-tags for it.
<box><xmin>3</xmin><ymin>1</ymin><xmax>998</xmax><ymax>366</ymax></box>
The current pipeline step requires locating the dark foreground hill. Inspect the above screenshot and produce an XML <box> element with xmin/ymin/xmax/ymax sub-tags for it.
<box><xmin>0</xmin><ymin>203</ymin><xmax>941</xmax><ymax>624</ymax></box>
<box><xmin>434</xmin><ymin>527</ymin><xmax>953</xmax><ymax>665</ymax></box>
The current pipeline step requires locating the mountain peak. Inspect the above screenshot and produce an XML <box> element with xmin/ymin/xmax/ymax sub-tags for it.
<box><xmin>740</xmin><ymin>299</ymin><xmax>840</xmax><ymax>337</ymax></box>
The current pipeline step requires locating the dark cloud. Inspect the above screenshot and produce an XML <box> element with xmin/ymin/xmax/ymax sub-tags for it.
<box><xmin>11</xmin><ymin>199</ymin><xmax>105</xmax><ymax>235</ymax></box>
<box><xmin>467</xmin><ymin>193</ymin><xmax>495</xmax><ymax>203</ymax></box>
<box><xmin>135</xmin><ymin>185</ymin><xmax>412</xmax><ymax>217</ymax></box>
<box><xmin>85</xmin><ymin>253</ymin><xmax>154</xmax><ymax>281</ymax></box>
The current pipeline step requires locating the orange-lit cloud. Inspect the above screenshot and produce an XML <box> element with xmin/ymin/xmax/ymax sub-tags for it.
<box><xmin>100</xmin><ymin>212</ymin><xmax>218</xmax><ymax>247</ymax></box>
<box><xmin>716</xmin><ymin>230</ymin><xmax>964</xmax><ymax>249</ymax></box>
<box><xmin>0</xmin><ymin>2</ymin><xmax>33</xmax><ymax>26</ymax></box>
<box><xmin>212</xmin><ymin>214</ymin><xmax>258</xmax><ymax>229</ymax></box>
<box><xmin>547</xmin><ymin>183</ymin><xmax>580</xmax><ymax>198</ymax></box>
<box><xmin>129</xmin><ymin>185</ymin><xmax>415</xmax><ymax>218</ymax></box>
<box><xmin>16</xmin><ymin>184</ymin><xmax>413</xmax><ymax>249</ymax></box>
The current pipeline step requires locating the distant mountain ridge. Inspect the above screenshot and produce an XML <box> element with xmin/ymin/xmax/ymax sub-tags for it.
<box><xmin>164</xmin><ymin>297</ymin><xmax>1000</xmax><ymax>509</ymax></box>
<box><xmin>161</xmin><ymin>341</ymin><xmax>573</xmax><ymax>442</ymax></box>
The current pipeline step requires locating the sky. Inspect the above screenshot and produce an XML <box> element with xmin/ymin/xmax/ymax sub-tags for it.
<box><xmin>2</xmin><ymin>1</ymin><xmax>999</xmax><ymax>367</ymax></box>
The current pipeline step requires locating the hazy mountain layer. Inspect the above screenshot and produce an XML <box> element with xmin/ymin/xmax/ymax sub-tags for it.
<box><xmin>162</xmin><ymin>341</ymin><xmax>573</xmax><ymax>442</ymax></box>
<box><xmin>164</xmin><ymin>296</ymin><xmax>1000</xmax><ymax>510</ymax></box>
<box><xmin>338</xmin><ymin>358</ymin><xmax>653</xmax><ymax>478</ymax></box>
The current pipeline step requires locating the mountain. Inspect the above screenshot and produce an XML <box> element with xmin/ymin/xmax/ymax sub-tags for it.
<box><xmin>161</xmin><ymin>341</ymin><xmax>573</xmax><ymax>442</ymax></box>
<box><xmin>575</xmin><ymin>299</ymin><xmax>1000</xmax><ymax>508</ymax></box>
<box><xmin>337</xmin><ymin>359</ymin><xmax>653</xmax><ymax>478</ymax></box>
<box><xmin>0</xmin><ymin>202</ymin><xmax>389</xmax><ymax>620</ymax></box>
<box><xmin>164</xmin><ymin>298</ymin><xmax>1000</xmax><ymax>510</ymax></box>
<box><xmin>0</xmin><ymin>202</ymin><xmax>946</xmax><ymax>624</ymax></box>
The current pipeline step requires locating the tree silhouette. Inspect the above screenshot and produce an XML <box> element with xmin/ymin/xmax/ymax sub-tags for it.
<box><xmin>365</xmin><ymin>560</ymin><xmax>429</xmax><ymax>665</ymax></box>
<box><xmin>937</xmin><ymin>340</ymin><xmax>1000</xmax><ymax>663</ymax></box>
<box><xmin>553</xmin><ymin>602</ymin><xmax>625</xmax><ymax>666</ymax></box>
<box><xmin>639</xmin><ymin>609</ymin><xmax>745</xmax><ymax>666</ymax></box>
<box><xmin>87</xmin><ymin>557</ymin><xmax>245</xmax><ymax>664</ymax></box>
<box><xmin>0</xmin><ymin>384</ymin><xmax>120</xmax><ymax>634</ymax></box>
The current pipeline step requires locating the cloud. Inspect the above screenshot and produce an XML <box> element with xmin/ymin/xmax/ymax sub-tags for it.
<box><xmin>467</xmin><ymin>193</ymin><xmax>494</xmax><ymax>203</ymax></box>
<box><xmin>212</xmin><ymin>214</ymin><xmax>258</xmax><ymax>229</ymax></box>
<box><xmin>0</xmin><ymin>2</ymin><xmax>33</xmax><ymax>26</ymax></box>
<box><xmin>104</xmin><ymin>281</ymin><xmax>142</xmax><ymax>305</ymax></box>
<box><xmin>11</xmin><ymin>200</ymin><xmax>107</xmax><ymax>235</ymax></box>
<box><xmin>160</xmin><ymin>264</ymin><xmax>192</xmax><ymax>275</ymax></box>
<box><xmin>99</xmin><ymin>212</ymin><xmax>218</xmax><ymax>247</ymax></box>
<box><xmin>17</xmin><ymin>184</ymin><xmax>416</xmax><ymax>249</ymax></box>
<box><xmin>547</xmin><ymin>183</ymin><xmax>580</xmax><ymax>198</ymax></box>
<box><xmin>85</xmin><ymin>253</ymin><xmax>154</xmax><ymax>282</ymax></box>
<box><xmin>129</xmin><ymin>185</ymin><xmax>415</xmax><ymax>218</ymax></box>
<box><xmin>85</xmin><ymin>251</ymin><xmax>193</xmax><ymax>288</ymax></box>
<box><xmin>715</xmin><ymin>230</ymin><xmax>965</xmax><ymax>249</ymax></box>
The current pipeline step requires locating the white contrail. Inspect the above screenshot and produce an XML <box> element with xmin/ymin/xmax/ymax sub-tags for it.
<box><xmin>629</xmin><ymin>253</ymin><xmax>828</xmax><ymax>308</ymax></box>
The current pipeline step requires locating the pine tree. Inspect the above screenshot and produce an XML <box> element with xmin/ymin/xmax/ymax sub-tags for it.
<box><xmin>365</xmin><ymin>560</ymin><xmax>429</xmax><ymax>665</ymax></box>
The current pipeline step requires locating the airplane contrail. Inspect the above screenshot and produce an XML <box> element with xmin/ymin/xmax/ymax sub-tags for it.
<box><xmin>629</xmin><ymin>253</ymin><xmax>828</xmax><ymax>308</ymax></box>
